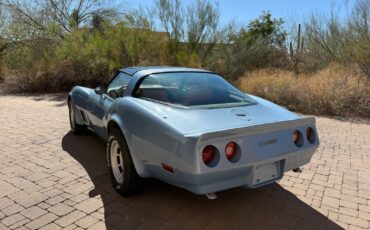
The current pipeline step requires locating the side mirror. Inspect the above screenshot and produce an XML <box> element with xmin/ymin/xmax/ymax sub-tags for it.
<box><xmin>94</xmin><ymin>86</ymin><xmax>104</xmax><ymax>95</ymax></box>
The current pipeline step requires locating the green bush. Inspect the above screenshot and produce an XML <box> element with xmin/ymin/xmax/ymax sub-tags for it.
<box><xmin>55</xmin><ymin>23</ymin><xmax>165</xmax><ymax>83</ymax></box>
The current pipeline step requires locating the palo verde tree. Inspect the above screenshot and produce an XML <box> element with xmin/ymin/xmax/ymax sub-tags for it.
<box><xmin>186</xmin><ymin>0</ymin><xmax>220</xmax><ymax>57</ymax></box>
<box><xmin>154</xmin><ymin>0</ymin><xmax>220</xmax><ymax>66</ymax></box>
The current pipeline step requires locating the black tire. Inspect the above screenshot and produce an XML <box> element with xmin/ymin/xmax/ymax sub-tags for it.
<box><xmin>68</xmin><ymin>100</ymin><xmax>86</xmax><ymax>134</ymax></box>
<box><xmin>107</xmin><ymin>127</ymin><xmax>140</xmax><ymax>196</ymax></box>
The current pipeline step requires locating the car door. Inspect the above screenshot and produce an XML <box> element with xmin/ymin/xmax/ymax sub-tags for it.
<box><xmin>90</xmin><ymin>72</ymin><xmax>132</xmax><ymax>139</ymax></box>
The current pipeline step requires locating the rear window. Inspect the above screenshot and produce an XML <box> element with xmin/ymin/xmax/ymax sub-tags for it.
<box><xmin>134</xmin><ymin>72</ymin><xmax>256</xmax><ymax>108</ymax></box>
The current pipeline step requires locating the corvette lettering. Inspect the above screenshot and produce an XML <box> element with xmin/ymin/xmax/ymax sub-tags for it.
<box><xmin>258</xmin><ymin>138</ymin><xmax>278</xmax><ymax>147</ymax></box>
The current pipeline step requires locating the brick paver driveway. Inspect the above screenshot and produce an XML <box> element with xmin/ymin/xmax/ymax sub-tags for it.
<box><xmin>0</xmin><ymin>94</ymin><xmax>369</xmax><ymax>230</ymax></box>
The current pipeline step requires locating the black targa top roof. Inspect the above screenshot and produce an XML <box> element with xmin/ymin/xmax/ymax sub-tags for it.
<box><xmin>119</xmin><ymin>66</ymin><xmax>212</xmax><ymax>77</ymax></box>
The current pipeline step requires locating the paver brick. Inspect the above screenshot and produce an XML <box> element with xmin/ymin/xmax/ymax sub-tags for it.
<box><xmin>63</xmin><ymin>199</ymin><xmax>77</xmax><ymax>207</ymax></box>
<box><xmin>0</xmin><ymin>182</ymin><xmax>20</xmax><ymax>198</ymax></box>
<box><xmin>63</xmin><ymin>224</ymin><xmax>78</xmax><ymax>230</ymax></box>
<box><xmin>2</xmin><ymin>203</ymin><xmax>24</xmax><ymax>216</ymax></box>
<box><xmin>342</xmin><ymin>188</ymin><xmax>358</xmax><ymax>196</ymax></box>
<box><xmin>20</xmin><ymin>206</ymin><xmax>48</xmax><ymax>219</ymax></box>
<box><xmin>358</xmin><ymin>190</ymin><xmax>370</xmax><ymax>199</ymax></box>
<box><xmin>75</xmin><ymin>215</ymin><xmax>99</xmax><ymax>228</ymax></box>
<box><xmin>348</xmin><ymin>225</ymin><xmax>366</xmax><ymax>230</ymax></box>
<box><xmin>74</xmin><ymin>198</ymin><xmax>102</xmax><ymax>214</ymax></box>
<box><xmin>339</xmin><ymin>206</ymin><xmax>359</xmax><ymax>217</ymax></box>
<box><xmin>359</xmin><ymin>211</ymin><xmax>370</xmax><ymax>220</ymax></box>
<box><xmin>0</xmin><ymin>223</ymin><xmax>8</xmax><ymax>230</ymax></box>
<box><xmin>341</xmin><ymin>194</ymin><xmax>367</xmax><ymax>205</ymax></box>
<box><xmin>0</xmin><ymin>197</ymin><xmax>14</xmax><ymax>209</ymax></box>
<box><xmin>325</xmin><ymin>188</ymin><xmax>341</xmax><ymax>199</ymax></box>
<box><xmin>1</xmin><ymin>213</ymin><xmax>26</xmax><ymax>227</ymax></box>
<box><xmin>328</xmin><ymin>211</ymin><xmax>339</xmax><ymax>221</ymax></box>
<box><xmin>89</xmin><ymin>221</ymin><xmax>106</xmax><ymax>230</ymax></box>
<box><xmin>12</xmin><ymin>192</ymin><xmax>48</xmax><ymax>208</ymax></box>
<box><xmin>339</xmin><ymin>214</ymin><xmax>370</xmax><ymax>228</ymax></box>
<box><xmin>8</xmin><ymin>218</ymin><xmax>30</xmax><ymax>230</ymax></box>
<box><xmin>37</xmin><ymin>202</ymin><xmax>51</xmax><ymax>209</ymax></box>
<box><xmin>25</xmin><ymin>213</ymin><xmax>58</xmax><ymax>229</ymax></box>
<box><xmin>47</xmin><ymin>203</ymin><xmax>74</xmax><ymax>216</ymax></box>
<box><xmin>359</xmin><ymin>204</ymin><xmax>370</xmax><ymax>213</ymax></box>
<box><xmin>39</xmin><ymin>223</ymin><xmax>62</xmax><ymax>230</ymax></box>
<box><xmin>54</xmin><ymin>210</ymin><xmax>86</xmax><ymax>227</ymax></box>
<box><xmin>340</xmin><ymin>200</ymin><xmax>358</xmax><ymax>209</ymax></box>
<box><xmin>45</xmin><ymin>196</ymin><xmax>66</xmax><ymax>205</ymax></box>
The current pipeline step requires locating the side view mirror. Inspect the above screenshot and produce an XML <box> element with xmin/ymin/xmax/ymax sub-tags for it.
<box><xmin>94</xmin><ymin>86</ymin><xmax>104</xmax><ymax>95</ymax></box>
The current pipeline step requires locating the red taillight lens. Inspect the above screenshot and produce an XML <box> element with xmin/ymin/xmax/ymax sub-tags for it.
<box><xmin>306</xmin><ymin>127</ymin><xmax>315</xmax><ymax>143</ymax></box>
<box><xmin>225</xmin><ymin>142</ymin><xmax>237</xmax><ymax>160</ymax></box>
<box><xmin>202</xmin><ymin>145</ymin><xmax>216</xmax><ymax>165</ymax></box>
<box><xmin>293</xmin><ymin>130</ymin><xmax>300</xmax><ymax>145</ymax></box>
<box><xmin>307</xmin><ymin>128</ymin><xmax>312</xmax><ymax>139</ymax></box>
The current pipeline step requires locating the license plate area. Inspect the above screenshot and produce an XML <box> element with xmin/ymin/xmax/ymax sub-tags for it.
<box><xmin>253</xmin><ymin>161</ymin><xmax>281</xmax><ymax>185</ymax></box>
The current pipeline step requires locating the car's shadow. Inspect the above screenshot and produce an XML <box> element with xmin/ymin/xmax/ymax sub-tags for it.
<box><xmin>62</xmin><ymin>132</ymin><xmax>342</xmax><ymax>230</ymax></box>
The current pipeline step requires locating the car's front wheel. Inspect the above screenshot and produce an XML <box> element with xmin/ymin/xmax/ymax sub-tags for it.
<box><xmin>68</xmin><ymin>100</ymin><xmax>86</xmax><ymax>134</ymax></box>
<box><xmin>107</xmin><ymin>127</ymin><xmax>140</xmax><ymax>196</ymax></box>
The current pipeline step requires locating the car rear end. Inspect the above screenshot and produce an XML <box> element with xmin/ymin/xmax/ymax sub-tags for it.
<box><xmin>174</xmin><ymin>117</ymin><xmax>319</xmax><ymax>195</ymax></box>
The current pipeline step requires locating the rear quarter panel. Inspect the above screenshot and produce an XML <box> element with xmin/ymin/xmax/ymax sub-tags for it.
<box><xmin>108</xmin><ymin>97</ymin><xmax>184</xmax><ymax>181</ymax></box>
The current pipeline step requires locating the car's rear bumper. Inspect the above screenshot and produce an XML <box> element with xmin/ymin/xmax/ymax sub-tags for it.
<box><xmin>175</xmin><ymin>147</ymin><xmax>315</xmax><ymax>195</ymax></box>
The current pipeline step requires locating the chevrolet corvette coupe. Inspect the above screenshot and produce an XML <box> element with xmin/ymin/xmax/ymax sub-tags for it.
<box><xmin>68</xmin><ymin>66</ymin><xmax>319</xmax><ymax>198</ymax></box>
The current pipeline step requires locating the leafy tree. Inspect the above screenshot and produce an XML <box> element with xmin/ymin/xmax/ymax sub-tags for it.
<box><xmin>222</xmin><ymin>12</ymin><xmax>288</xmax><ymax>80</ymax></box>
<box><xmin>240</xmin><ymin>11</ymin><xmax>286</xmax><ymax>47</ymax></box>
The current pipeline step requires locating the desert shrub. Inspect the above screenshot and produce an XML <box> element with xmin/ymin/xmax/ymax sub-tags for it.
<box><xmin>293</xmin><ymin>0</ymin><xmax>370</xmax><ymax>77</ymax></box>
<box><xmin>0</xmin><ymin>22</ymin><xmax>170</xmax><ymax>93</ymax></box>
<box><xmin>55</xmin><ymin>23</ymin><xmax>165</xmax><ymax>82</ymax></box>
<box><xmin>239</xmin><ymin>64</ymin><xmax>370</xmax><ymax>118</ymax></box>
<box><xmin>1</xmin><ymin>61</ymin><xmax>80</xmax><ymax>93</ymax></box>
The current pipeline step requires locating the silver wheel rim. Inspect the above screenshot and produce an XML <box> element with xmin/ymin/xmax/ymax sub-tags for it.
<box><xmin>69</xmin><ymin>102</ymin><xmax>75</xmax><ymax>130</ymax></box>
<box><xmin>110</xmin><ymin>140</ymin><xmax>124</xmax><ymax>183</ymax></box>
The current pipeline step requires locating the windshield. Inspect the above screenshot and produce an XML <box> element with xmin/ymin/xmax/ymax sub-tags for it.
<box><xmin>134</xmin><ymin>72</ymin><xmax>256</xmax><ymax>108</ymax></box>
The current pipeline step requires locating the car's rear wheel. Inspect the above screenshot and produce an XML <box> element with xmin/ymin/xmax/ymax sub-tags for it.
<box><xmin>68</xmin><ymin>100</ymin><xmax>86</xmax><ymax>134</ymax></box>
<box><xmin>107</xmin><ymin>127</ymin><xmax>140</xmax><ymax>196</ymax></box>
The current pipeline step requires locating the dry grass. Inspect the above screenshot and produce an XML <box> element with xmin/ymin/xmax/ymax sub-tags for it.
<box><xmin>239</xmin><ymin>64</ymin><xmax>370</xmax><ymax>118</ymax></box>
<box><xmin>0</xmin><ymin>61</ymin><xmax>103</xmax><ymax>93</ymax></box>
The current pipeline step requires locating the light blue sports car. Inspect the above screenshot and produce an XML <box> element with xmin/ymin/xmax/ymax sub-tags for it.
<box><xmin>68</xmin><ymin>66</ymin><xmax>319</xmax><ymax>199</ymax></box>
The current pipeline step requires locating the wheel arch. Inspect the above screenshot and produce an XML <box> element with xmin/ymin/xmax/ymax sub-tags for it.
<box><xmin>107</xmin><ymin>116</ymin><xmax>148</xmax><ymax>177</ymax></box>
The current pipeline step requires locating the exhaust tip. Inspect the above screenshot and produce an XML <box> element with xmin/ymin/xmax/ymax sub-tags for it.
<box><xmin>205</xmin><ymin>193</ymin><xmax>217</xmax><ymax>200</ymax></box>
<box><xmin>292</xmin><ymin>167</ymin><xmax>302</xmax><ymax>173</ymax></box>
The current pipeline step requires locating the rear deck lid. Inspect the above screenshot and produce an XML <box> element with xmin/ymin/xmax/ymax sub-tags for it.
<box><xmin>132</xmin><ymin>97</ymin><xmax>300</xmax><ymax>135</ymax></box>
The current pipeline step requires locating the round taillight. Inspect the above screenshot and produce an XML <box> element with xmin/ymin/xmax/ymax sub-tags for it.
<box><xmin>225</xmin><ymin>142</ymin><xmax>237</xmax><ymax>160</ymax></box>
<box><xmin>293</xmin><ymin>130</ymin><xmax>299</xmax><ymax>144</ymax></box>
<box><xmin>306</xmin><ymin>128</ymin><xmax>312</xmax><ymax>140</ymax></box>
<box><xmin>202</xmin><ymin>145</ymin><xmax>216</xmax><ymax>165</ymax></box>
<box><xmin>306</xmin><ymin>127</ymin><xmax>316</xmax><ymax>144</ymax></box>
<box><xmin>293</xmin><ymin>130</ymin><xmax>303</xmax><ymax>147</ymax></box>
